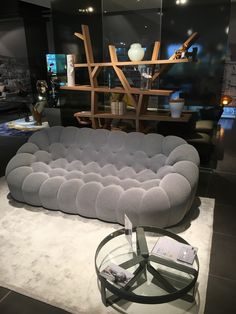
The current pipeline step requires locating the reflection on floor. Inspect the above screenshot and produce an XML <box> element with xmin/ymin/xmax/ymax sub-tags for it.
<box><xmin>0</xmin><ymin>117</ymin><xmax>236</xmax><ymax>313</ymax></box>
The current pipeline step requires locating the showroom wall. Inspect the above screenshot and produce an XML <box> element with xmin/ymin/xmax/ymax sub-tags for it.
<box><xmin>0</xmin><ymin>0</ymin><xmax>50</xmax><ymax>93</ymax></box>
<box><xmin>0</xmin><ymin>18</ymin><xmax>31</xmax><ymax>91</ymax></box>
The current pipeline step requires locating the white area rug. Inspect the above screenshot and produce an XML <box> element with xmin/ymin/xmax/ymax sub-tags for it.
<box><xmin>0</xmin><ymin>177</ymin><xmax>214</xmax><ymax>314</ymax></box>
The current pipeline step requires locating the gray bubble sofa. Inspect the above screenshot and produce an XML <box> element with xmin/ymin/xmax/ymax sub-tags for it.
<box><xmin>5</xmin><ymin>126</ymin><xmax>200</xmax><ymax>227</ymax></box>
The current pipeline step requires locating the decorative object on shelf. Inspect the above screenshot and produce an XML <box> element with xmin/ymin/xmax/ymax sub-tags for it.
<box><xmin>50</xmin><ymin>76</ymin><xmax>61</xmax><ymax>107</ymax></box>
<box><xmin>128</xmin><ymin>43</ymin><xmax>145</xmax><ymax>61</ymax></box>
<box><xmin>30</xmin><ymin>80</ymin><xmax>48</xmax><ymax>125</ymax></box>
<box><xmin>169</xmin><ymin>98</ymin><xmax>185</xmax><ymax>118</ymax></box>
<box><xmin>140</xmin><ymin>67</ymin><xmax>152</xmax><ymax>90</ymax></box>
<box><xmin>111</xmin><ymin>101</ymin><xmax>118</xmax><ymax>114</ymax></box>
<box><xmin>118</xmin><ymin>101</ymin><xmax>126</xmax><ymax>115</ymax></box>
<box><xmin>110</xmin><ymin>93</ymin><xmax>126</xmax><ymax>115</ymax></box>
<box><xmin>67</xmin><ymin>54</ymin><xmax>75</xmax><ymax>86</ymax></box>
<box><xmin>111</xmin><ymin>101</ymin><xmax>126</xmax><ymax>115</ymax></box>
<box><xmin>108</xmin><ymin>71</ymin><xmax>115</xmax><ymax>89</ymax></box>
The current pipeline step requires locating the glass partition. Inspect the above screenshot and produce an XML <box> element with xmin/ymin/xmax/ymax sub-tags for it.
<box><xmin>102</xmin><ymin>0</ymin><xmax>162</xmax><ymax>111</ymax></box>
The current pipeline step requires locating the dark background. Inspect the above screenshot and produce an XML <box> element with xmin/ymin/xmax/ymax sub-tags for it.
<box><xmin>0</xmin><ymin>0</ymin><xmax>232</xmax><ymax>124</ymax></box>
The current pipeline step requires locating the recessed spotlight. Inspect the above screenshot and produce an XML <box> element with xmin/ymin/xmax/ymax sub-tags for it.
<box><xmin>176</xmin><ymin>0</ymin><xmax>188</xmax><ymax>5</ymax></box>
<box><xmin>187</xmin><ymin>29</ymin><xmax>193</xmax><ymax>36</ymax></box>
<box><xmin>87</xmin><ymin>7</ymin><xmax>94</xmax><ymax>13</ymax></box>
<box><xmin>78</xmin><ymin>6</ymin><xmax>94</xmax><ymax>14</ymax></box>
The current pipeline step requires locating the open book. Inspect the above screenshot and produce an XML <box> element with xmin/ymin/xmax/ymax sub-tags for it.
<box><xmin>100</xmin><ymin>263</ymin><xmax>134</xmax><ymax>287</ymax></box>
<box><xmin>152</xmin><ymin>236</ymin><xmax>198</xmax><ymax>265</ymax></box>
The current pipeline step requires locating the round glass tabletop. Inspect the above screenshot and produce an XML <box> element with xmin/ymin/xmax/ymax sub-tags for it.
<box><xmin>95</xmin><ymin>226</ymin><xmax>199</xmax><ymax>306</ymax></box>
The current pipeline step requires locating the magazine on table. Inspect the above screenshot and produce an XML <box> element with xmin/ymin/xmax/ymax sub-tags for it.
<box><xmin>152</xmin><ymin>236</ymin><xmax>198</xmax><ymax>265</ymax></box>
<box><xmin>100</xmin><ymin>263</ymin><xmax>134</xmax><ymax>287</ymax></box>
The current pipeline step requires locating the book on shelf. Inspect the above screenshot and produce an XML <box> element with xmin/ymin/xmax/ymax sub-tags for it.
<box><xmin>152</xmin><ymin>236</ymin><xmax>198</xmax><ymax>265</ymax></box>
<box><xmin>100</xmin><ymin>263</ymin><xmax>134</xmax><ymax>287</ymax></box>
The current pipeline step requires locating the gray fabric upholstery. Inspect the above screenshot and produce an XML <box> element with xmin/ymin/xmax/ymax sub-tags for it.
<box><xmin>5</xmin><ymin>126</ymin><xmax>200</xmax><ymax>227</ymax></box>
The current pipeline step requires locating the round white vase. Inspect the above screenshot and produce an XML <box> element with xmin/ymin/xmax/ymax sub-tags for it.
<box><xmin>128</xmin><ymin>43</ymin><xmax>145</xmax><ymax>61</ymax></box>
<box><xmin>169</xmin><ymin>99</ymin><xmax>185</xmax><ymax>118</ymax></box>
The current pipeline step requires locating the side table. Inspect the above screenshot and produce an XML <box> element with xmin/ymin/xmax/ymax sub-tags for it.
<box><xmin>95</xmin><ymin>226</ymin><xmax>199</xmax><ymax>307</ymax></box>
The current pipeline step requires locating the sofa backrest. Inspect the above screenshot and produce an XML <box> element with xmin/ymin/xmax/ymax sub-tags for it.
<box><xmin>18</xmin><ymin>126</ymin><xmax>199</xmax><ymax>173</ymax></box>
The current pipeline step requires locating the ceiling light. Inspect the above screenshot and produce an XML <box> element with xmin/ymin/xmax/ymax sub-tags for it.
<box><xmin>176</xmin><ymin>0</ymin><xmax>189</xmax><ymax>5</ymax></box>
<box><xmin>187</xmin><ymin>29</ymin><xmax>193</xmax><ymax>36</ymax></box>
<box><xmin>87</xmin><ymin>7</ymin><xmax>94</xmax><ymax>13</ymax></box>
<box><xmin>78</xmin><ymin>7</ymin><xmax>94</xmax><ymax>14</ymax></box>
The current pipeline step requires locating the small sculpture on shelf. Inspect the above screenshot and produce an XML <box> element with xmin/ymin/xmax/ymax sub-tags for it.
<box><xmin>140</xmin><ymin>66</ymin><xmax>152</xmax><ymax>90</ymax></box>
<box><xmin>31</xmin><ymin>80</ymin><xmax>48</xmax><ymax>125</ymax></box>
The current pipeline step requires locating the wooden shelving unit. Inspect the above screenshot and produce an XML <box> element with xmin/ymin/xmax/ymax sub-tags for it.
<box><xmin>61</xmin><ymin>24</ymin><xmax>198</xmax><ymax>131</ymax></box>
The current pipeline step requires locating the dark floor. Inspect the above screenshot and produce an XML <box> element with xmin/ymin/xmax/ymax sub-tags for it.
<box><xmin>0</xmin><ymin>115</ymin><xmax>235</xmax><ymax>313</ymax></box>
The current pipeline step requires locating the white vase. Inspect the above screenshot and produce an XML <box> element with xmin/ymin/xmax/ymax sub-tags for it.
<box><xmin>128</xmin><ymin>43</ymin><xmax>145</xmax><ymax>61</ymax></box>
<box><xmin>169</xmin><ymin>99</ymin><xmax>185</xmax><ymax>118</ymax></box>
<box><xmin>111</xmin><ymin>101</ymin><xmax>118</xmax><ymax>115</ymax></box>
<box><xmin>118</xmin><ymin>102</ymin><xmax>126</xmax><ymax>115</ymax></box>
<box><xmin>67</xmin><ymin>54</ymin><xmax>75</xmax><ymax>86</ymax></box>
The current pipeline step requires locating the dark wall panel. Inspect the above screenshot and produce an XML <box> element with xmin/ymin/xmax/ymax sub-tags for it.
<box><xmin>161</xmin><ymin>0</ymin><xmax>231</xmax><ymax>106</ymax></box>
<box><xmin>51</xmin><ymin>0</ymin><xmax>103</xmax><ymax>126</ymax></box>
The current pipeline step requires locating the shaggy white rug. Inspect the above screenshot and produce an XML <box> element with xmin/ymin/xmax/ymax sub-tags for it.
<box><xmin>0</xmin><ymin>177</ymin><xmax>214</xmax><ymax>314</ymax></box>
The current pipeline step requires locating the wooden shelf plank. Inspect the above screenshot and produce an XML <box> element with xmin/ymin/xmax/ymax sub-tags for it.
<box><xmin>74</xmin><ymin>58</ymin><xmax>189</xmax><ymax>68</ymax></box>
<box><xmin>74</xmin><ymin>111</ymin><xmax>137</xmax><ymax>120</ymax></box>
<box><xmin>61</xmin><ymin>85</ymin><xmax>173</xmax><ymax>96</ymax></box>
<box><xmin>73</xmin><ymin>110</ymin><xmax>193</xmax><ymax>123</ymax></box>
<box><xmin>139</xmin><ymin>111</ymin><xmax>192</xmax><ymax>122</ymax></box>
<box><xmin>74</xmin><ymin>111</ymin><xmax>92</xmax><ymax>117</ymax></box>
<box><xmin>61</xmin><ymin>85</ymin><xmax>92</xmax><ymax>91</ymax></box>
<box><xmin>129</xmin><ymin>88</ymin><xmax>173</xmax><ymax>96</ymax></box>
<box><xmin>94</xmin><ymin>112</ymin><xmax>136</xmax><ymax>119</ymax></box>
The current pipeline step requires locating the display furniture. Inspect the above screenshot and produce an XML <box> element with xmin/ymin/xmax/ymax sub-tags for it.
<box><xmin>95</xmin><ymin>226</ymin><xmax>199</xmax><ymax>306</ymax></box>
<box><xmin>6</xmin><ymin>126</ymin><xmax>199</xmax><ymax>228</ymax></box>
<box><xmin>60</xmin><ymin>25</ymin><xmax>198</xmax><ymax>131</ymax></box>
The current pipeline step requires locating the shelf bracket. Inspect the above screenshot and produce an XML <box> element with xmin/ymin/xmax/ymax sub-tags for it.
<box><xmin>109</xmin><ymin>45</ymin><xmax>138</xmax><ymax>108</ymax></box>
<box><xmin>74</xmin><ymin>32</ymin><xmax>84</xmax><ymax>41</ymax></box>
<box><xmin>151</xmin><ymin>41</ymin><xmax>161</xmax><ymax>61</ymax></box>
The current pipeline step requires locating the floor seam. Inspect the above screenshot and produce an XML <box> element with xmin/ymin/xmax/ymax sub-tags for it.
<box><xmin>214</xmin><ymin>170</ymin><xmax>236</xmax><ymax>175</ymax></box>
<box><xmin>209</xmin><ymin>273</ymin><xmax>236</xmax><ymax>283</ymax></box>
<box><xmin>213</xmin><ymin>231</ymin><xmax>236</xmax><ymax>239</ymax></box>
<box><xmin>0</xmin><ymin>291</ymin><xmax>11</xmax><ymax>303</ymax></box>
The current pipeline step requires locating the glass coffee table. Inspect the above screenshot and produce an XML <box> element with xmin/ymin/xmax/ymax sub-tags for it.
<box><xmin>95</xmin><ymin>226</ymin><xmax>199</xmax><ymax>307</ymax></box>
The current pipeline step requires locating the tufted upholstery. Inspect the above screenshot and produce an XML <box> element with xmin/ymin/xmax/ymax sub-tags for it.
<box><xmin>5</xmin><ymin>126</ymin><xmax>200</xmax><ymax>227</ymax></box>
